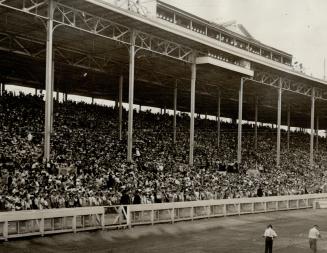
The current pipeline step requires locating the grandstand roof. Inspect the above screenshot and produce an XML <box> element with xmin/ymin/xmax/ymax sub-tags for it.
<box><xmin>1</xmin><ymin>0</ymin><xmax>327</xmax><ymax>129</ymax></box>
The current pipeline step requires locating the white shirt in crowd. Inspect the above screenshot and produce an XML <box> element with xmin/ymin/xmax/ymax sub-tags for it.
<box><xmin>309</xmin><ymin>227</ymin><xmax>320</xmax><ymax>239</ymax></box>
<box><xmin>264</xmin><ymin>228</ymin><xmax>277</xmax><ymax>238</ymax></box>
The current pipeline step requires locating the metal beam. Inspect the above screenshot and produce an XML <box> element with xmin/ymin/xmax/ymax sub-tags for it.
<box><xmin>0</xmin><ymin>0</ymin><xmax>47</xmax><ymax>19</ymax></box>
<box><xmin>119</xmin><ymin>75</ymin><xmax>123</xmax><ymax>141</ymax></box>
<box><xmin>237</xmin><ymin>78</ymin><xmax>244</xmax><ymax>164</ymax></box>
<box><xmin>189</xmin><ymin>52</ymin><xmax>196</xmax><ymax>166</ymax></box>
<box><xmin>254</xmin><ymin>96</ymin><xmax>258</xmax><ymax>150</ymax></box>
<box><xmin>0</xmin><ymin>1</ymin><xmax>193</xmax><ymax>62</ymax></box>
<box><xmin>287</xmin><ymin>104</ymin><xmax>290</xmax><ymax>151</ymax></box>
<box><xmin>316</xmin><ymin>115</ymin><xmax>319</xmax><ymax>152</ymax></box>
<box><xmin>217</xmin><ymin>89</ymin><xmax>221</xmax><ymax>149</ymax></box>
<box><xmin>276</xmin><ymin>78</ymin><xmax>282</xmax><ymax>167</ymax></box>
<box><xmin>50</xmin><ymin>60</ymin><xmax>54</xmax><ymax>133</ymax></box>
<box><xmin>3</xmin><ymin>30</ymin><xmax>327</xmax><ymax>107</ymax></box>
<box><xmin>173</xmin><ymin>80</ymin><xmax>177</xmax><ymax>144</ymax></box>
<box><xmin>252</xmin><ymin>71</ymin><xmax>327</xmax><ymax>101</ymax></box>
<box><xmin>43</xmin><ymin>0</ymin><xmax>54</xmax><ymax>161</ymax></box>
<box><xmin>310</xmin><ymin>88</ymin><xmax>315</xmax><ymax>168</ymax></box>
<box><xmin>127</xmin><ymin>30</ymin><xmax>135</xmax><ymax>162</ymax></box>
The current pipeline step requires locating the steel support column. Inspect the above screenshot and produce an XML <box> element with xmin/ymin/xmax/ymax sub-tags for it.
<box><xmin>237</xmin><ymin>78</ymin><xmax>244</xmax><ymax>164</ymax></box>
<box><xmin>43</xmin><ymin>0</ymin><xmax>54</xmax><ymax>161</ymax></box>
<box><xmin>50</xmin><ymin>60</ymin><xmax>54</xmax><ymax>133</ymax></box>
<box><xmin>173</xmin><ymin>81</ymin><xmax>177</xmax><ymax>144</ymax></box>
<box><xmin>217</xmin><ymin>89</ymin><xmax>221</xmax><ymax>149</ymax></box>
<box><xmin>310</xmin><ymin>88</ymin><xmax>315</xmax><ymax>168</ymax></box>
<box><xmin>127</xmin><ymin>30</ymin><xmax>136</xmax><ymax>162</ymax></box>
<box><xmin>316</xmin><ymin>116</ymin><xmax>319</xmax><ymax>152</ymax></box>
<box><xmin>254</xmin><ymin>96</ymin><xmax>258</xmax><ymax>150</ymax></box>
<box><xmin>2</xmin><ymin>83</ymin><xmax>5</xmax><ymax>95</ymax></box>
<box><xmin>287</xmin><ymin>104</ymin><xmax>291</xmax><ymax>150</ymax></box>
<box><xmin>189</xmin><ymin>53</ymin><xmax>197</xmax><ymax>166</ymax></box>
<box><xmin>276</xmin><ymin>80</ymin><xmax>282</xmax><ymax>167</ymax></box>
<box><xmin>119</xmin><ymin>75</ymin><xmax>123</xmax><ymax>141</ymax></box>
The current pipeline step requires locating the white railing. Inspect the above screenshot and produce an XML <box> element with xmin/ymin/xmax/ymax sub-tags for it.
<box><xmin>128</xmin><ymin>194</ymin><xmax>327</xmax><ymax>227</ymax></box>
<box><xmin>0</xmin><ymin>205</ymin><xmax>129</xmax><ymax>241</ymax></box>
<box><xmin>0</xmin><ymin>193</ymin><xmax>326</xmax><ymax>241</ymax></box>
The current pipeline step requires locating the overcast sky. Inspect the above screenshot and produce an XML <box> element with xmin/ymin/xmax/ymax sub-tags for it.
<box><xmin>161</xmin><ymin>0</ymin><xmax>327</xmax><ymax>79</ymax></box>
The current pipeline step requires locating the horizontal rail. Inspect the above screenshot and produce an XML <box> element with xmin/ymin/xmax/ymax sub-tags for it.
<box><xmin>128</xmin><ymin>194</ymin><xmax>327</xmax><ymax>227</ymax></box>
<box><xmin>0</xmin><ymin>194</ymin><xmax>326</xmax><ymax>241</ymax></box>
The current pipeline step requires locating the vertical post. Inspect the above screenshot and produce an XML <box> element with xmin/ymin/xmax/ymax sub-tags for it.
<box><xmin>205</xmin><ymin>112</ymin><xmax>208</xmax><ymax>128</ymax></box>
<box><xmin>287</xmin><ymin>104</ymin><xmax>291</xmax><ymax>150</ymax></box>
<box><xmin>237</xmin><ymin>78</ymin><xmax>244</xmax><ymax>164</ymax></box>
<box><xmin>43</xmin><ymin>0</ymin><xmax>54</xmax><ymax>162</ymax></box>
<box><xmin>101</xmin><ymin>213</ymin><xmax>105</xmax><ymax>230</ymax></box>
<box><xmin>126</xmin><ymin>206</ymin><xmax>132</xmax><ymax>229</ymax></box>
<box><xmin>276</xmin><ymin>79</ymin><xmax>282</xmax><ymax>167</ymax></box>
<box><xmin>3</xmin><ymin>221</ymin><xmax>8</xmax><ymax>241</ymax></box>
<box><xmin>316</xmin><ymin>115</ymin><xmax>319</xmax><ymax>152</ymax></box>
<box><xmin>0</xmin><ymin>83</ymin><xmax>5</xmax><ymax>96</ymax></box>
<box><xmin>139</xmin><ymin>105</ymin><xmax>141</xmax><ymax>112</ymax></box>
<box><xmin>164</xmin><ymin>106</ymin><xmax>166</xmax><ymax>114</ymax></box>
<box><xmin>173</xmin><ymin>81</ymin><xmax>177</xmax><ymax>144</ymax></box>
<box><xmin>119</xmin><ymin>75</ymin><xmax>123</xmax><ymax>141</ymax></box>
<box><xmin>217</xmin><ymin>89</ymin><xmax>221</xmax><ymax>149</ymax></box>
<box><xmin>310</xmin><ymin>88</ymin><xmax>315</xmax><ymax>168</ymax></box>
<box><xmin>189</xmin><ymin>52</ymin><xmax>197</xmax><ymax>166</ymax></box>
<box><xmin>127</xmin><ymin>30</ymin><xmax>136</xmax><ymax>162</ymax></box>
<box><xmin>40</xmin><ymin>218</ymin><xmax>45</xmax><ymax>236</ymax></box>
<box><xmin>91</xmin><ymin>97</ymin><xmax>94</xmax><ymax>104</ymax></box>
<box><xmin>72</xmin><ymin>216</ymin><xmax>77</xmax><ymax>233</ymax></box>
<box><xmin>254</xmin><ymin>96</ymin><xmax>258</xmax><ymax>150</ymax></box>
<box><xmin>50</xmin><ymin>61</ymin><xmax>54</xmax><ymax>133</ymax></box>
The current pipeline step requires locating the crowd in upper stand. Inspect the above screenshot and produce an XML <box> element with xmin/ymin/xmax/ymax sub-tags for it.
<box><xmin>1</xmin><ymin>91</ymin><xmax>327</xmax><ymax>211</ymax></box>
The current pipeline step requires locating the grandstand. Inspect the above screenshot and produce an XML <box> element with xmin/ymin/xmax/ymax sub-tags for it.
<box><xmin>2</xmin><ymin>0</ymin><xmax>327</xmax><ymax>165</ymax></box>
<box><xmin>1</xmin><ymin>0</ymin><xmax>327</xmax><ymax>244</ymax></box>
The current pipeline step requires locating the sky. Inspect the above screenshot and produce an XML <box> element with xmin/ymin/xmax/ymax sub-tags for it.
<box><xmin>161</xmin><ymin>0</ymin><xmax>327</xmax><ymax>79</ymax></box>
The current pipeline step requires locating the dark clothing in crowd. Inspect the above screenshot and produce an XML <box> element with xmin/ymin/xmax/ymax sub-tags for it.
<box><xmin>0</xmin><ymin>92</ymin><xmax>326</xmax><ymax>211</ymax></box>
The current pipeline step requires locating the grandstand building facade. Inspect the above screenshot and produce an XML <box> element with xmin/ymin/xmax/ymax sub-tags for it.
<box><xmin>0</xmin><ymin>0</ymin><xmax>327</xmax><ymax>168</ymax></box>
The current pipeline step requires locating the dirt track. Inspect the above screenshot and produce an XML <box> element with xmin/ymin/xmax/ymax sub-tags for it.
<box><xmin>1</xmin><ymin>209</ymin><xmax>327</xmax><ymax>253</ymax></box>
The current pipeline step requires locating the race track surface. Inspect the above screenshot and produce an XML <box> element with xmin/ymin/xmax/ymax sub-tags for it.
<box><xmin>1</xmin><ymin>209</ymin><xmax>327</xmax><ymax>253</ymax></box>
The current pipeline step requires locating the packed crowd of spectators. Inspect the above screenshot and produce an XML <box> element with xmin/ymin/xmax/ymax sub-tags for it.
<box><xmin>1</xmin><ymin>91</ymin><xmax>327</xmax><ymax>211</ymax></box>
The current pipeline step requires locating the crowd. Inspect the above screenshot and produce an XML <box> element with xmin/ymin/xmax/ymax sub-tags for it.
<box><xmin>0</xmin><ymin>91</ymin><xmax>327</xmax><ymax>211</ymax></box>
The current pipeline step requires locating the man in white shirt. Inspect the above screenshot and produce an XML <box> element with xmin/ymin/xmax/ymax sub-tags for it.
<box><xmin>263</xmin><ymin>224</ymin><xmax>277</xmax><ymax>253</ymax></box>
<box><xmin>308</xmin><ymin>225</ymin><xmax>321</xmax><ymax>253</ymax></box>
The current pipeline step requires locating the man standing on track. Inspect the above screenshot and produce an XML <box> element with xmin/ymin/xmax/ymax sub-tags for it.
<box><xmin>263</xmin><ymin>224</ymin><xmax>277</xmax><ymax>253</ymax></box>
<box><xmin>309</xmin><ymin>225</ymin><xmax>321</xmax><ymax>253</ymax></box>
